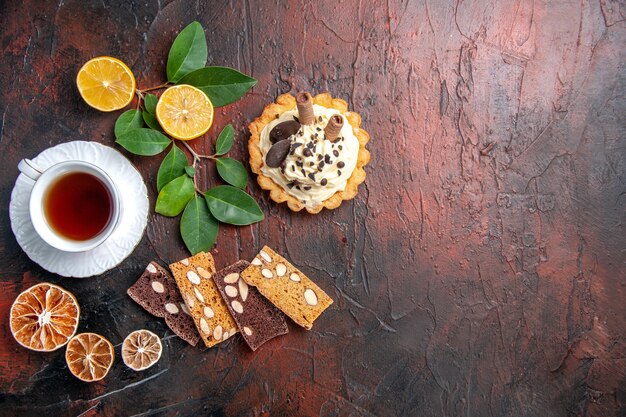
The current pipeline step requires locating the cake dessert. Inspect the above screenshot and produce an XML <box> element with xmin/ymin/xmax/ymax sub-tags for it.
<box><xmin>212</xmin><ymin>261</ymin><xmax>289</xmax><ymax>351</ymax></box>
<box><xmin>127</xmin><ymin>262</ymin><xmax>200</xmax><ymax>347</ymax></box>
<box><xmin>249</xmin><ymin>92</ymin><xmax>370</xmax><ymax>214</ymax></box>
<box><xmin>169</xmin><ymin>252</ymin><xmax>238</xmax><ymax>348</ymax></box>
<box><xmin>241</xmin><ymin>246</ymin><xmax>333</xmax><ymax>329</ymax></box>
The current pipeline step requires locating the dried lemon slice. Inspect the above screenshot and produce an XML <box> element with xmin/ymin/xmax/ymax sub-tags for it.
<box><xmin>156</xmin><ymin>84</ymin><xmax>214</xmax><ymax>140</ymax></box>
<box><xmin>76</xmin><ymin>56</ymin><xmax>136</xmax><ymax>112</ymax></box>
<box><xmin>10</xmin><ymin>283</ymin><xmax>80</xmax><ymax>352</ymax></box>
<box><xmin>122</xmin><ymin>329</ymin><xmax>162</xmax><ymax>371</ymax></box>
<box><xmin>65</xmin><ymin>333</ymin><xmax>114</xmax><ymax>382</ymax></box>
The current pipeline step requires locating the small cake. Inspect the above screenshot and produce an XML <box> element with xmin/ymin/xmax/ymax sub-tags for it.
<box><xmin>212</xmin><ymin>261</ymin><xmax>289</xmax><ymax>351</ymax></box>
<box><xmin>169</xmin><ymin>252</ymin><xmax>238</xmax><ymax>348</ymax></box>
<box><xmin>127</xmin><ymin>262</ymin><xmax>200</xmax><ymax>347</ymax></box>
<box><xmin>249</xmin><ymin>92</ymin><xmax>370</xmax><ymax>214</ymax></box>
<box><xmin>241</xmin><ymin>246</ymin><xmax>333</xmax><ymax>329</ymax></box>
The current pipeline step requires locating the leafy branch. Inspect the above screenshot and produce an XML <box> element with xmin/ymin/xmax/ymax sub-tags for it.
<box><xmin>113</xmin><ymin>21</ymin><xmax>262</xmax><ymax>255</ymax></box>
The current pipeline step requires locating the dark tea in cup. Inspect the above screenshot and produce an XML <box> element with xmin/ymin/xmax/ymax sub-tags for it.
<box><xmin>18</xmin><ymin>158</ymin><xmax>121</xmax><ymax>252</ymax></box>
<box><xmin>43</xmin><ymin>172</ymin><xmax>113</xmax><ymax>241</ymax></box>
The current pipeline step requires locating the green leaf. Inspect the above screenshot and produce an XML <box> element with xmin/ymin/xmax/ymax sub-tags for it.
<box><xmin>180</xmin><ymin>195</ymin><xmax>218</xmax><ymax>255</ymax></box>
<box><xmin>185</xmin><ymin>165</ymin><xmax>196</xmax><ymax>177</ymax></box>
<box><xmin>116</xmin><ymin>128</ymin><xmax>171</xmax><ymax>156</ymax></box>
<box><xmin>143</xmin><ymin>110</ymin><xmax>164</xmax><ymax>132</ymax></box>
<box><xmin>204</xmin><ymin>185</ymin><xmax>264</xmax><ymax>226</ymax></box>
<box><xmin>166</xmin><ymin>22</ymin><xmax>208</xmax><ymax>83</ymax></box>
<box><xmin>215</xmin><ymin>124</ymin><xmax>234</xmax><ymax>155</ymax></box>
<box><xmin>144</xmin><ymin>93</ymin><xmax>158</xmax><ymax>114</ymax></box>
<box><xmin>155</xmin><ymin>175</ymin><xmax>195</xmax><ymax>217</ymax></box>
<box><xmin>178</xmin><ymin>67</ymin><xmax>257</xmax><ymax>107</ymax></box>
<box><xmin>216</xmin><ymin>157</ymin><xmax>248</xmax><ymax>189</ymax></box>
<box><xmin>114</xmin><ymin>109</ymin><xmax>144</xmax><ymax>139</ymax></box>
<box><xmin>157</xmin><ymin>145</ymin><xmax>188</xmax><ymax>191</ymax></box>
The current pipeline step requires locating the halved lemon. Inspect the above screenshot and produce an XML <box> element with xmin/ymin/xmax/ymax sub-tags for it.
<box><xmin>156</xmin><ymin>84</ymin><xmax>214</xmax><ymax>140</ymax></box>
<box><xmin>76</xmin><ymin>56</ymin><xmax>136</xmax><ymax>112</ymax></box>
<box><xmin>10</xmin><ymin>283</ymin><xmax>80</xmax><ymax>352</ymax></box>
<box><xmin>122</xmin><ymin>329</ymin><xmax>162</xmax><ymax>371</ymax></box>
<box><xmin>66</xmin><ymin>333</ymin><xmax>114</xmax><ymax>382</ymax></box>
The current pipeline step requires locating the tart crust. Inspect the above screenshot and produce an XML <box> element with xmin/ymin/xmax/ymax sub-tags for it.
<box><xmin>248</xmin><ymin>93</ymin><xmax>370</xmax><ymax>214</ymax></box>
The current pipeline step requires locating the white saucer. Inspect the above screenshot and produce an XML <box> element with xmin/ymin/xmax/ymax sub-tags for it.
<box><xmin>9</xmin><ymin>141</ymin><xmax>149</xmax><ymax>278</ymax></box>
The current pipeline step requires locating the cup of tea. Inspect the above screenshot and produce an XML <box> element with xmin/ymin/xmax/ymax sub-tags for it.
<box><xmin>17</xmin><ymin>159</ymin><xmax>121</xmax><ymax>252</ymax></box>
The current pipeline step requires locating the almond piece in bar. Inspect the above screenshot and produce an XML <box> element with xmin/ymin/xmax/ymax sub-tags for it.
<box><xmin>213</xmin><ymin>260</ymin><xmax>288</xmax><ymax>351</ymax></box>
<box><xmin>241</xmin><ymin>246</ymin><xmax>333</xmax><ymax>329</ymax></box>
<box><xmin>127</xmin><ymin>262</ymin><xmax>200</xmax><ymax>347</ymax></box>
<box><xmin>170</xmin><ymin>252</ymin><xmax>238</xmax><ymax>348</ymax></box>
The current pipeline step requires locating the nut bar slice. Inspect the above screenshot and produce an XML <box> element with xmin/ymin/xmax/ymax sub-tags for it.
<box><xmin>127</xmin><ymin>262</ymin><xmax>200</xmax><ymax>346</ymax></box>
<box><xmin>170</xmin><ymin>252</ymin><xmax>238</xmax><ymax>348</ymax></box>
<box><xmin>241</xmin><ymin>246</ymin><xmax>333</xmax><ymax>330</ymax></box>
<box><xmin>213</xmin><ymin>261</ymin><xmax>288</xmax><ymax>351</ymax></box>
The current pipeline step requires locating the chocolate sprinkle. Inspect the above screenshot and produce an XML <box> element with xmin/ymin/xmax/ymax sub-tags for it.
<box><xmin>318</xmin><ymin>161</ymin><xmax>325</xmax><ymax>169</ymax></box>
<box><xmin>308</xmin><ymin>173</ymin><xmax>316</xmax><ymax>180</ymax></box>
<box><xmin>303</xmin><ymin>185</ymin><xmax>312</xmax><ymax>191</ymax></box>
<box><xmin>337</xmin><ymin>161</ymin><xmax>345</xmax><ymax>168</ymax></box>
<box><xmin>303</xmin><ymin>148</ymin><xmax>313</xmax><ymax>157</ymax></box>
<box><xmin>338</xmin><ymin>145</ymin><xmax>343</xmax><ymax>150</ymax></box>
<box><xmin>333</xmin><ymin>150</ymin><xmax>339</xmax><ymax>157</ymax></box>
<box><xmin>338</xmin><ymin>170</ymin><xmax>342</xmax><ymax>176</ymax></box>
<box><xmin>320</xmin><ymin>178</ymin><xmax>328</xmax><ymax>186</ymax></box>
<box><xmin>324</xmin><ymin>154</ymin><xmax>331</xmax><ymax>164</ymax></box>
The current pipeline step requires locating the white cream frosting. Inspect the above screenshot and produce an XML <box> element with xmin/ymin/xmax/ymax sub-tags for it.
<box><xmin>259</xmin><ymin>104</ymin><xmax>359</xmax><ymax>207</ymax></box>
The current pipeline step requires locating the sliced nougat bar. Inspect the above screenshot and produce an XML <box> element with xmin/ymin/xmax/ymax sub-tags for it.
<box><xmin>127</xmin><ymin>262</ymin><xmax>200</xmax><ymax>346</ymax></box>
<box><xmin>241</xmin><ymin>246</ymin><xmax>333</xmax><ymax>330</ymax></box>
<box><xmin>213</xmin><ymin>261</ymin><xmax>288</xmax><ymax>351</ymax></box>
<box><xmin>170</xmin><ymin>252</ymin><xmax>238</xmax><ymax>348</ymax></box>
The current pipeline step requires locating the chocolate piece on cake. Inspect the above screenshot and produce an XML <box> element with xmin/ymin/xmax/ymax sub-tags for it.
<box><xmin>324</xmin><ymin>114</ymin><xmax>344</xmax><ymax>141</ymax></box>
<box><xmin>212</xmin><ymin>261</ymin><xmax>288</xmax><ymax>351</ymax></box>
<box><xmin>241</xmin><ymin>246</ymin><xmax>333</xmax><ymax>330</ymax></box>
<box><xmin>127</xmin><ymin>262</ymin><xmax>200</xmax><ymax>346</ymax></box>
<box><xmin>296</xmin><ymin>91</ymin><xmax>315</xmax><ymax>125</ymax></box>
<box><xmin>170</xmin><ymin>252</ymin><xmax>238</xmax><ymax>348</ymax></box>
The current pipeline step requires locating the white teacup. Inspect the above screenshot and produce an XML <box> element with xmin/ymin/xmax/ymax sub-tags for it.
<box><xmin>17</xmin><ymin>159</ymin><xmax>121</xmax><ymax>252</ymax></box>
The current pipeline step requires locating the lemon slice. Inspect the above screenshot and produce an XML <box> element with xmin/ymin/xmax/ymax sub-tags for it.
<box><xmin>65</xmin><ymin>333</ymin><xmax>114</xmax><ymax>382</ymax></box>
<box><xmin>76</xmin><ymin>56</ymin><xmax>136</xmax><ymax>112</ymax></box>
<box><xmin>122</xmin><ymin>329</ymin><xmax>163</xmax><ymax>371</ymax></box>
<box><xmin>156</xmin><ymin>84</ymin><xmax>214</xmax><ymax>140</ymax></box>
<box><xmin>10</xmin><ymin>283</ymin><xmax>80</xmax><ymax>352</ymax></box>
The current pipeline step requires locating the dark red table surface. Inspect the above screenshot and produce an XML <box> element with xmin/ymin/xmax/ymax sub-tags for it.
<box><xmin>1</xmin><ymin>1</ymin><xmax>624</xmax><ymax>416</ymax></box>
